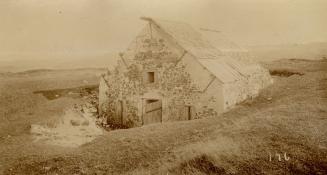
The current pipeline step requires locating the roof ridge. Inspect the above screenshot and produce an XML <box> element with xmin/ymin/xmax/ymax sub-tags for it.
<box><xmin>139</xmin><ymin>17</ymin><xmax>253</xmax><ymax>83</ymax></box>
<box><xmin>141</xmin><ymin>16</ymin><xmax>190</xmax><ymax>25</ymax></box>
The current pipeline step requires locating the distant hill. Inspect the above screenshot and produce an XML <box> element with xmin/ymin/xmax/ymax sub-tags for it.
<box><xmin>16</xmin><ymin>67</ymin><xmax>106</xmax><ymax>75</ymax></box>
<box><xmin>247</xmin><ymin>42</ymin><xmax>327</xmax><ymax>61</ymax></box>
<box><xmin>0</xmin><ymin>68</ymin><xmax>108</xmax><ymax>79</ymax></box>
<box><xmin>0</xmin><ymin>52</ymin><xmax>119</xmax><ymax>73</ymax></box>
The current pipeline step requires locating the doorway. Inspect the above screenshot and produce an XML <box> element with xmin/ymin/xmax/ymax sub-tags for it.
<box><xmin>116</xmin><ymin>100</ymin><xmax>123</xmax><ymax>124</ymax></box>
<box><xmin>142</xmin><ymin>99</ymin><xmax>162</xmax><ymax>125</ymax></box>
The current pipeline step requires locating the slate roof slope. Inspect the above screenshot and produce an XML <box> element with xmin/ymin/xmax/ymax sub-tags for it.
<box><xmin>198</xmin><ymin>58</ymin><xmax>242</xmax><ymax>83</ymax></box>
<box><xmin>199</xmin><ymin>29</ymin><xmax>246</xmax><ymax>52</ymax></box>
<box><xmin>149</xmin><ymin>18</ymin><xmax>255</xmax><ymax>83</ymax></box>
<box><xmin>199</xmin><ymin>29</ymin><xmax>258</xmax><ymax>64</ymax></box>
<box><xmin>152</xmin><ymin>19</ymin><xmax>222</xmax><ymax>60</ymax></box>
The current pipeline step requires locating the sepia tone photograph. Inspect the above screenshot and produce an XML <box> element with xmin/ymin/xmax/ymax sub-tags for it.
<box><xmin>0</xmin><ymin>0</ymin><xmax>326</xmax><ymax>174</ymax></box>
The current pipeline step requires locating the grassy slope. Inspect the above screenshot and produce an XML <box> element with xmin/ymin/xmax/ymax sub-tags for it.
<box><xmin>0</xmin><ymin>69</ymin><xmax>105</xmax><ymax>174</ymax></box>
<box><xmin>0</xmin><ymin>69</ymin><xmax>104</xmax><ymax>136</ymax></box>
<box><xmin>1</xmin><ymin>60</ymin><xmax>327</xmax><ymax>174</ymax></box>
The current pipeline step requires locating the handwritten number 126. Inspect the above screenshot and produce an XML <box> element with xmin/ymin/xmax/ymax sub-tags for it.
<box><xmin>269</xmin><ymin>153</ymin><xmax>290</xmax><ymax>161</ymax></box>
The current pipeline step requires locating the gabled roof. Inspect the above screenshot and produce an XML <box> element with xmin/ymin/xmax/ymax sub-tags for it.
<box><xmin>144</xmin><ymin>17</ymin><xmax>251</xmax><ymax>83</ymax></box>
<box><xmin>199</xmin><ymin>28</ymin><xmax>247</xmax><ymax>53</ymax></box>
<box><xmin>149</xmin><ymin>18</ymin><xmax>222</xmax><ymax>60</ymax></box>
<box><xmin>200</xmin><ymin>29</ymin><xmax>256</xmax><ymax>64</ymax></box>
<box><xmin>198</xmin><ymin>58</ymin><xmax>242</xmax><ymax>83</ymax></box>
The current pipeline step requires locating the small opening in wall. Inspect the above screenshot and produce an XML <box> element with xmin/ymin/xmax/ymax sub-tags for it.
<box><xmin>186</xmin><ymin>105</ymin><xmax>192</xmax><ymax>120</ymax></box>
<box><xmin>146</xmin><ymin>99</ymin><xmax>158</xmax><ymax>104</ymax></box>
<box><xmin>146</xmin><ymin>72</ymin><xmax>155</xmax><ymax>83</ymax></box>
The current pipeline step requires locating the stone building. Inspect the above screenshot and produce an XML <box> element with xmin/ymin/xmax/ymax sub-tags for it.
<box><xmin>99</xmin><ymin>17</ymin><xmax>272</xmax><ymax>127</ymax></box>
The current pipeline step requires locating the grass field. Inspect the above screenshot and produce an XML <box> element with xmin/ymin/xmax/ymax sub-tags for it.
<box><xmin>0</xmin><ymin>59</ymin><xmax>326</xmax><ymax>174</ymax></box>
<box><xmin>0</xmin><ymin>68</ymin><xmax>105</xmax><ymax>174</ymax></box>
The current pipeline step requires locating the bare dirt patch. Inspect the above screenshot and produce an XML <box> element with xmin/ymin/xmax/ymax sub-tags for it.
<box><xmin>30</xmin><ymin>109</ymin><xmax>103</xmax><ymax>148</ymax></box>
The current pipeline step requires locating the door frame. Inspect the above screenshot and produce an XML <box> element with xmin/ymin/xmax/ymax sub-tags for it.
<box><xmin>142</xmin><ymin>98</ymin><xmax>162</xmax><ymax>125</ymax></box>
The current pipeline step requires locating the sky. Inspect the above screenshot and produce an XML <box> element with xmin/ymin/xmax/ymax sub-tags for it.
<box><xmin>0</xmin><ymin>0</ymin><xmax>326</xmax><ymax>61</ymax></box>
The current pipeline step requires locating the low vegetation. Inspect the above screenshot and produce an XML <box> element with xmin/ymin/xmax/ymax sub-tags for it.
<box><xmin>269</xmin><ymin>69</ymin><xmax>304</xmax><ymax>77</ymax></box>
<box><xmin>33</xmin><ymin>85</ymin><xmax>98</xmax><ymax>100</ymax></box>
<box><xmin>0</xmin><ymin>59</ymin><xmax>326</xmax><ymax>175</ymax></box>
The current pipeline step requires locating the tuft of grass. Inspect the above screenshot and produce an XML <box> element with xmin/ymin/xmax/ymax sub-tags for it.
<box><xmin>269</xmin><ymin>69</ymin><xmax>304</xmax><ymax>77</ymax></box>
<box><xmin>177</xmin><ymin>155</ymin><xmax>226</xmax><ymax>175</ymax></box>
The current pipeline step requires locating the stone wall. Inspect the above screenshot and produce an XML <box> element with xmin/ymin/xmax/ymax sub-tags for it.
<box><xmin>99</xmin><ymin>23</ymin><xmax>198</xmax><ymax>127</ymax></box>
<box><xmin>98</xmin><ymin>76</ymin><xmax>109</xmax><ymax>115</ymax></box>
<box><xmin>223</xmin><ymin>65</ymin><xmax>273</xmax><ymax>110</ymax></box>
<box><xmin>98</xmin><ymin>21</ymin><xmax>273</xmax><ymax>128</ymax></box>
<box><xmin>196</xmin><ymin>79</ymin><xmax>225</xmax><ymax>118</ymax></box>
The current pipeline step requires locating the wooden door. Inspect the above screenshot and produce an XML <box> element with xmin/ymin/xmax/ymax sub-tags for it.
<box><xmin>116</xmin><ymin>100</ymin><xmax>123</xmax><ymax>125</ymax></box>
<box><xmin>182</xmin><ymin>106</ymin><xmax>193</xmax><ymax>121</ymax></box>
<box><xmin>143</xmin><ymin>99</ymin><xmax>162</xmax><ymax>125</ymax></box>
